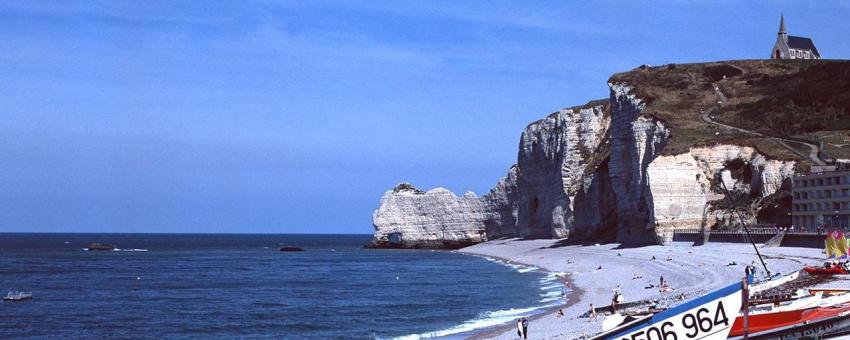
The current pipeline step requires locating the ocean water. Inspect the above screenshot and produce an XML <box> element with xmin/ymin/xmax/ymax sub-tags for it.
<box><xmin>0</xmin><ymin>234</ymin><xmax>566</xmax><ymax>339</ymax></box>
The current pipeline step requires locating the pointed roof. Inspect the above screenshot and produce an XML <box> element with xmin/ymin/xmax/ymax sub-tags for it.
<box><xmin>779</xmin><ymin>14</ymin><xmax>786</xmax><ymax>34</ymax></box>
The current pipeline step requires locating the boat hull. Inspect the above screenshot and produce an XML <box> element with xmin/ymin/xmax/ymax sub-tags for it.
<box><xmin>803</xmin><ymin>265</ymin><xmax>848</xmax><ymax>275</ymax></box>
<box><xmin>729</xmin><ymin>304</ymin><xmax>850</xmax><ymax>338</ymax></box>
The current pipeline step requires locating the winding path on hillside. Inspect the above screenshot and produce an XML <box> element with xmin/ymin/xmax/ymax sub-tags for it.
<box><xmin>700</xmin><ymin>83</ymin><xmax>825</xmax><ymax>165</ymax></box>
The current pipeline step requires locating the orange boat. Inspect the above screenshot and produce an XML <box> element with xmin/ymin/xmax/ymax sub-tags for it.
<box><xmin>803</xmin><ymin>265</ymin><xmax>849</xmax><ymax>275</ymax></box>
<box><xmin>728</xmin><ymin>303</ymin><xmax>850</xmax><ymax>337</ymax></box>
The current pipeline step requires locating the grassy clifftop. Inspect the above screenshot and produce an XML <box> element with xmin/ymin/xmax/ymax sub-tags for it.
<box><xmin>609</xmin><ymin>60</ymin><xmax>850</xmax><ymax>161</ymax></box>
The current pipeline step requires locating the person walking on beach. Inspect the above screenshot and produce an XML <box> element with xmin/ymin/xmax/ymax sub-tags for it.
<box><xmin>521</xmin><ymin>317</ymin><xmax>529</xmax><ymax>339</ymax></box>
<box><xmin>589</xmin><ymin>303</ymin><xmax>598</xmax><ymax>321</ymax></box>
<box><xmin>516</xmin><ymin>318</ymin><xmax>523</xmax><ymax>339</ymax></box>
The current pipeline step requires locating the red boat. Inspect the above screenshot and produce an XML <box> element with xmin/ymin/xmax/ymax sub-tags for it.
<box><xmin>803</xmin><ymin>265</ymin><xmax>848</xmax><ymax>275</ymax></box>
<box><xmin>729</xmin><ymin>303</ymin><xmax>850</xmax><ymax>337</ymax></box>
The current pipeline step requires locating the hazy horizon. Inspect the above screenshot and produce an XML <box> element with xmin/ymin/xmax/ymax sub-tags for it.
<box><xmin>2</xmin><ymin>1</ymin><xmax>849</xmax><ymax>234</ymax></box>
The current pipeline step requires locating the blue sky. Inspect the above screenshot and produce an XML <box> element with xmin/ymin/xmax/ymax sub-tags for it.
<box><xmin>1</xmin><ymin>1</ymin><xmax>848</xmax><ymax>234</ymax></box>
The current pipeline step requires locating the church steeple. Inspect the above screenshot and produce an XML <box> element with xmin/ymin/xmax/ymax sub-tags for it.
<box><xmin>778</xmin><ymin>14</ymin><xmax>786</xmax><ymax>35</ymax></box>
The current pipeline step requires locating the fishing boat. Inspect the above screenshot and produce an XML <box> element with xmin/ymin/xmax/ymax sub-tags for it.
<box><xmin>803</xmin><ymin>263</ymin><xmax>849</xmax><ymax>275</ymax></box>
<box><xmin>590</xmin><ymin>279</ymin><xmax>747</xmax><ymax>340</ymax></box>
<box><xmin>84</xmin><ymin>243</ymin><xmax>115</xmax><ymax>251</ymax></box>
<box><xmin>3</xmin><ymin>291</ymin><xmax>32</xmax><ymax>301</ymax></box>
<box><xmin>749</xmin><ymin>291</ymin><xmax>823</xmax><ymax>315</ymax></box>
<box><xmin>748</xmin><ymin>271</ymin><xmax>798</xmax><ymax>295</ymax></box>
<box><xmin>728</xmin><ymin>303</ymin><xmax>850</xmax><ymax>339</ymax></box>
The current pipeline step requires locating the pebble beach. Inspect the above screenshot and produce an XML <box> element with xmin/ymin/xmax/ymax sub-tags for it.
<box><xmin>459</xmin><ymin>239</ymin><xmax>831</xmax><ymax>339</ymax></box>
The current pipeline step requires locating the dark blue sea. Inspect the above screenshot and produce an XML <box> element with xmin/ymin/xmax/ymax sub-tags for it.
<box><xmin>0</xmin><ymin>234</ymin><xmax>565</xmax><ymax>339</ymax></box>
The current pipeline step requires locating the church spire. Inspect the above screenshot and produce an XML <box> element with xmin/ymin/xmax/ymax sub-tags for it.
<box><xmin>778</xmin><ymin>13</ymin><xmax>786</xmax><ymax>35</ymax></box>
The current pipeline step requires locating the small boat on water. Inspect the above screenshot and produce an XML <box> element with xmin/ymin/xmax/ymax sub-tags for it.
<box><xmin>84</xmin><ymin>243</ymin><xmax>116</xmax><ymax>251</ymax></box>
<box><xmin>3</xmin><ymin>291</ymin><xmax>32</xmax><ymax>301</ymax></box>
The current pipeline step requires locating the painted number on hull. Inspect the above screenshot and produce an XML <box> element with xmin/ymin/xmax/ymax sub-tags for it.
<box><xmin>621</xmin><ymin>301</ymin><xmax>731</xmax><ymax>340</ymax></box>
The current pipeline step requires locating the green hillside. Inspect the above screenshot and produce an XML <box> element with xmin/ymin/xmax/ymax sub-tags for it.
<box><xmin>610</xmin><ymin>60</ymin><xmax>850</xmax><ymax>163</ymax></box>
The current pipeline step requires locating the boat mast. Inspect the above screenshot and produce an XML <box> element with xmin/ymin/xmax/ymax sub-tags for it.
<box><xmin>719</xmin><ymin>180</ymin><xmax>772</xmax><ymax>277</ymax></box>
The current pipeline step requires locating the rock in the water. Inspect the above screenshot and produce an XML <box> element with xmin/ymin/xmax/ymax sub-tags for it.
<box><xmin>84</xmin><ymin>243</ymin><xmax>116</xmax><ymax>251</ymax></box>
<box><xmin>279</xmin><ymin>246</ymin><xmax>304</xmax><ymax>252</ymax></box>
<box><xmin>368</xmin><ymin>183</ymin><xmax>490</xmax><ymax>249</ymax></box>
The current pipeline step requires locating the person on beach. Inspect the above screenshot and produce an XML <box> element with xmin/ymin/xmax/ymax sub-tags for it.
<box><xmin>557</xmin><ymin>308</ymin><xmax>564</xmax><ymax>317</ymax></box>
<box><xmin>589</xmin><ymin>303</ymin><xmax>598</xmax><ymax>321</ymax></box>
<box><xmin>521</xmin><ymin>317</ymin><xmax>529</xmax><ymax>339</ymax></box>
<box><xmin>516</xmin><ymin>318</ymin><xmax>523</xmax><ymax>338</ymax></box>
<box><xmin>611</xmin><ymin>291</ymin><xmax>622</xmax><ymax>313</ymax></box>
<box><xmin>660</xmin><ymin>275</ymin><xmax>664</xmax><ymax>287</ymax></box>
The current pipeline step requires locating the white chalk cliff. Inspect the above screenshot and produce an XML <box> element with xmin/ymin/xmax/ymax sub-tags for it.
<box><xmin>369</xmin><ymin>81</ymin><xmax>797</xmax><ymax>248</ymax></box>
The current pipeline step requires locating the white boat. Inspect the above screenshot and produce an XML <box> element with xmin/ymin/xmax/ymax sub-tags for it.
<box><xmin>3</xmin><ymin>291</ymin><xmax>32</xmax><ymax>301</ymax></box>
<box><xmin>750</xmin><ymin>291</ymin><xmax>823</xmax><ymax>315</ymax></box>
<box><xmin>591</xmin><ymin>279</ymin><xmax>747</xmax><ymax>340</ymax></box>
<box><xmin>748</xmin><ymin>271</ymin><xmax>799</xmax><ymax>295</ymax></box>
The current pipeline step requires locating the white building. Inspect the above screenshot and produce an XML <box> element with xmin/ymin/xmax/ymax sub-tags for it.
<box><xmin>792</xmin><ymin>169</ymin><xmax>850</xmax><ymax>230</ymax></box>
<box><xmin>770</xmin><ymin>15</ymin><xmax>821</xmax><ymax>60</ymax></box>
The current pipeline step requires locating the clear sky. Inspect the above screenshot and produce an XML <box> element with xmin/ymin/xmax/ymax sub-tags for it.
<box><xmin>1</xmin><ymin>1</ymin><xmax>848</xmax><ymax>234</ymax></box>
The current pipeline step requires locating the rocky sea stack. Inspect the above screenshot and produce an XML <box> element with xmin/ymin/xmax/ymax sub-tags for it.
<box><xmin>370</xmin><ymin>60</ymin><xmax>850</xmax><ymax>249</ymax></box>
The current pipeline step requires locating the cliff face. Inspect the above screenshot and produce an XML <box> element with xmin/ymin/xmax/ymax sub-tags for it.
<box><xmin>369</xmin><ymin>101</ymin><xmax>616</xmax><ymax>248</ymax></box>
<box><xmin>368</xmin><ymin>61</ymin><xmax>834</xmax><ymax>248</ymax></box>
<box><xmin>515</xmin><ymin>101</ymin><xmax>612</xmax><ymax>239</ymax></box>
<box><xmin>608</xmin><ymin>84</ymin><xmax>672</xmax><ymax>244</ymax></box>
<box><xmin>480</xmin><ymin>165</ymin><xmax>520</xmax><ymax>239</ymax></box>
<box><xmin>607</xmin><ymin>83</ymin><xmax>796</xmax><ymax>244</ymax></box>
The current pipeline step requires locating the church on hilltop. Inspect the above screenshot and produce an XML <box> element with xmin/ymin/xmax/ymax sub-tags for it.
<box><xmin>770</xmin><ymin>14</ymin><xmax>821</xmax><ymax>60</ymax></box>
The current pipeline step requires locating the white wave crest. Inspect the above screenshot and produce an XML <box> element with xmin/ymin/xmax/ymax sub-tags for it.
<box><xmin>516</xmin><ymin>266</ymin><xmax>539</xmax><ymax>273</ymax></box>
<box><xmin>390</xmin><ymin>303</ymin><xmax>559</xmax><ymax>340</ymax></box>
